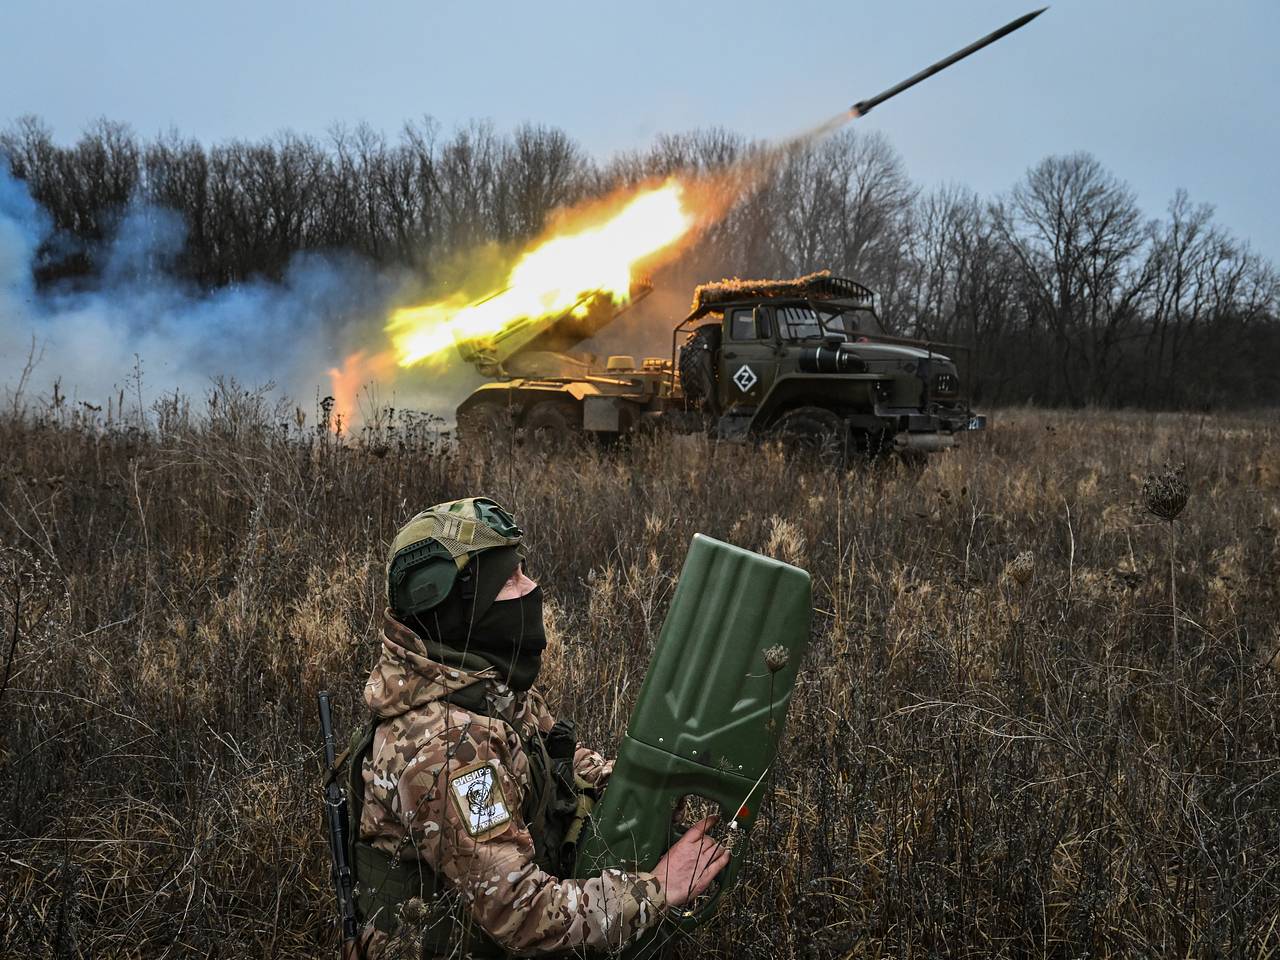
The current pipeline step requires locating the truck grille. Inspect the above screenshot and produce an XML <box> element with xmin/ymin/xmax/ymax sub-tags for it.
<box><xmin>934</xmin><ymin>372</ymin><xmax>959</xmax><ymax>397</ymax></box>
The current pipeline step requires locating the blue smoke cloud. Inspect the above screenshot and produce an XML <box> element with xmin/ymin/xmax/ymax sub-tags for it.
<box><xmin>0</xmin><ymin>160</ymin><xmax>45</xmax><ymax>300</ymax></box>
<box><xmin>0</xmin><ymin>162</ymin><xmax>437</xmax><ymax>415</ymax></box>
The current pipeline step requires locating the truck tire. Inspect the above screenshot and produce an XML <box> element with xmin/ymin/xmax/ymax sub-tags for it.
<box><xmin>457</xmin><ymin>399</ymin><xmax>517</xmax><ymax>442</ymax></box>
<box><xmin>679</xmin><ymin>324</ymin><xmax>721</xmax><ymax>414</ymax></box>
<box><xmin>771</xmin><ymin>406</ymin><xmax>848</xmax><ymax>461</ymax></box>
<box><xmin>524</xmin><ymin>398</ymin><xmax>582</xmax><ymax>449</ymax></box>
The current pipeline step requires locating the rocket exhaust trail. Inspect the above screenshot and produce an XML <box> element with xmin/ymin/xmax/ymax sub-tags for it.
<box><xmin>691</xmin><ymin>9</ymin><xmax>1047</xmax><ymax>273</ymax></box>
<box><xmin>774</xmin><ymin>8</ymin><xmax>1047</xmax><ymax>154</ymax></box>
<box><xmin>850</xmin><ymin>8</ymin><xmax>1048</xmax><ymax>118</ymax></box>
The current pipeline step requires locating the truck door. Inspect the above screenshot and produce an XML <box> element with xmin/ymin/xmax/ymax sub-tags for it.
<box><xmin>720</xmin><ymin>307</ymin><xmax>778</xmax><ymax>411</ymax></box>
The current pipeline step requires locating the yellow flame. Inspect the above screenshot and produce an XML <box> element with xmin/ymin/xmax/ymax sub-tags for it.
<box><xmin>388</xmin><ymin>179</ymin><xmax>694</xmax><ymax>368</ymax></box>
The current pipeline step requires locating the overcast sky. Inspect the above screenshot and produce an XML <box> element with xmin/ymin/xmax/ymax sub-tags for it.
<box><xmin>2</xmin><ymin>0</ymin><xmax>1277</xmax><ymax>262</ymax></box>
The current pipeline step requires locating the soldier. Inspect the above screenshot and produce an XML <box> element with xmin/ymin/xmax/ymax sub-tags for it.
<box><xmin>348</xmin><ymin>496</ymin><xmax>730</xmax><ymax>958</ymax></box>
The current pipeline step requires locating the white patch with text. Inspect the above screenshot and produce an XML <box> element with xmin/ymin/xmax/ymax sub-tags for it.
<box><xmin>449</xmin><ymin>763</ymin><xmax>511</xmax><ymax>838</ymax></box>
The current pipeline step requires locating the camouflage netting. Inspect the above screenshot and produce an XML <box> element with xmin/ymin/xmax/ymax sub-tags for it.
<box><xmin>687</xmin><ymin>271</ymin><xmax>872</xmax><ymax>319</ymax></box>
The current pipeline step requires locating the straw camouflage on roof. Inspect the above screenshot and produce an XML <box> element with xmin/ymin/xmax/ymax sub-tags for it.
<box><xmin>686</xmin><ymin>271</ymin><xmax>875</xmax><ymax>320</ymax></box>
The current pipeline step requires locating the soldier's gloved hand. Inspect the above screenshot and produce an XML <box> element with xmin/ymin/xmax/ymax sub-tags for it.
<box><xmin>652</xmin><ymin>815</ymin><xmax>731</xmax><ymax>908</ymax></box>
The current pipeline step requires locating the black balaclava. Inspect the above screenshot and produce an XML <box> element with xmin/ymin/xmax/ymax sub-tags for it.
<box><xmin>408</xmin><ymin>546</ymin><xmax>547</xmax><ymax>691</ymax></box>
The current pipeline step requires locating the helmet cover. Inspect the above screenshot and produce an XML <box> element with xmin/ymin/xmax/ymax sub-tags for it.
<box><xmin>386</xmin><ymin>497</ymin><xmax>523</xmax><ymax>619</ymax></box>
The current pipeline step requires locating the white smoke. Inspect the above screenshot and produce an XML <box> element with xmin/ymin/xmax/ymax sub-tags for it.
<box><xmin>0</xmin><ymin>162</ymin><xmax>416</xmax><ymax>416</ymax></box>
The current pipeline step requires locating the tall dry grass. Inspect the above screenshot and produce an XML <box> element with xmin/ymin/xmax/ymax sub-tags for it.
<box><xmin>1</xmin><ymin>390</ymin><xmax>1278</xmax><ymax>958</ymax></box>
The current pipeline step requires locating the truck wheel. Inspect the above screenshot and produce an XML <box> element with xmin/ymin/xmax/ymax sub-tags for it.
<box><xmin>457</xmin><ymin>400</ymin><xmax>517</xmax><ymax>442</ymax></box>
<box><xmin>679</xmin><ymin>324</ymin><xmax>721</xmax><ymax>414</ymax></box>
<box><xmin>771</xmin><ymin>406</ymin><xmax>848</xmax><ymax>461</ymax></box>
<box><xmin>524</xmin><ymin>399</ymin><xmax>582</xmax><ymax>449</ymax></box>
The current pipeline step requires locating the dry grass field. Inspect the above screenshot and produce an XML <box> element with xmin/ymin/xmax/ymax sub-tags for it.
<box><xmin>1</xmin><ymin>392</ymin><xmax>1278</xmax><ymax>958</ymax></box>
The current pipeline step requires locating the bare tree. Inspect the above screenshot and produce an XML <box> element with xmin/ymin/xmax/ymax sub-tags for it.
<box><xmin>994</xmin><ymin>153</ymin><xmax>1152</xmax><ymax>403</ymax></box>
<box><xmin>433</xmin><ymin>121</ymin><xmax>500</xmax><ymax>258</ymax></box>
<box><xmin>493</xmin><ymin>124</ymin><xmax>590</xmax><ymax>243</ymax></box>
<box><xmin>4</xmin><ymin>117</ymin><xmax>1277</xmax><ymax>408</ymax></box>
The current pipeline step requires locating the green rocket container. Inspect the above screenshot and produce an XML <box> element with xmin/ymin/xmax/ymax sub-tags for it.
<box><xmin>575</xmin><ymin>533</ymin><xmax>812</xmax><ymax>921</ymax></box>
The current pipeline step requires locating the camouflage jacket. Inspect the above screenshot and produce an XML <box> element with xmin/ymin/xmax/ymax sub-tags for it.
<box><xmin>357</xmin><ymin>612</ymin><xmax>666</xmax><ymax>957</ymax></box>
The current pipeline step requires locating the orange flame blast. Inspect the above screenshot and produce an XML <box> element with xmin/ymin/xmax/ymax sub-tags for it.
<box><xmin>327</xmin><ymin>349</ymin><xmax>396</xmax><ymax>429</ymax></box>
<box><xmin>387</xmin><ymin>179</ymin><xmax>696</xmax><ymax>369</ymax></box>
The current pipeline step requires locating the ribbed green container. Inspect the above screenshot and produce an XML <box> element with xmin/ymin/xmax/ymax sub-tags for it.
<box><xmin>575</xmin><ymin>534</ymin><xmax>811</xmax><ymax>941</ymax></box>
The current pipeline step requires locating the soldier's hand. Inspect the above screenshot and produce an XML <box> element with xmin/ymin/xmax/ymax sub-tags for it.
<box><xmin>671</xmin><ymin>794</ymin><xmax>687</xmax><ymax>824</ymax></box>
<box><xmin>653</xmin><ymin>815</ymin><xmax>731</xmax><ymax>908</ymax></box>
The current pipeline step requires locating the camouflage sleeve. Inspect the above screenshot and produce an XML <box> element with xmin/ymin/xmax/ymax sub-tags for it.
<box><xmin>399</xmin><ymin>713</ymin><xmax>665</xmax><ymax>955</ymax></box>
<box><xmin>527</xmin><ymin>691</ymin><xmax>614</xmax><ymax>788</ymax></box>
<box><xmin>573</xmin><ymin>746</ymin><xmax>614</xmax><ymax>789</ymax></box>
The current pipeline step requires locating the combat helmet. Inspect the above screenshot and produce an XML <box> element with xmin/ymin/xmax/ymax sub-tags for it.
<box><xmin>386</xmin><ymin>497</ymin><xmax>524</xmax><ymax>620</ymax></box>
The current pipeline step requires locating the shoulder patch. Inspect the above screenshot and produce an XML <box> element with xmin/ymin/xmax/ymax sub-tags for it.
<box><xmin>447</xmin><ymin>759</ymin><xmax>513</xmax><ymax>840</ymax></box>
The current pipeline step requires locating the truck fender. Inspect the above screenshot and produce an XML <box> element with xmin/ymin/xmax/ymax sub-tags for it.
<box><xmin>751</xmin><ymin>373</ymin><xmax>886</xmax><ymax>430</ymax></box>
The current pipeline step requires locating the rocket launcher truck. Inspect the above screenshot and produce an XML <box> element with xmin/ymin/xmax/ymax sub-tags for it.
<box><xmin>454</xmin><ymin>272</ymin><xmax>986</xmax><ymax>457</ymax></box>
<box><xmin>449</xmin><ymin>8</ymin><xmax>1063</xmax><ymax>457</ymax></box>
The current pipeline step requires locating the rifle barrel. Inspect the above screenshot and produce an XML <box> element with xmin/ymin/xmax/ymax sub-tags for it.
<box><xmin>318</xmin><ymin>690</ymin><xmax>359</xmax><ymax>945</ymax></box>
<box><xmin>319</xmin><ymin>690</ymin><xmax>337</xmax><ymax>766</ymax></box>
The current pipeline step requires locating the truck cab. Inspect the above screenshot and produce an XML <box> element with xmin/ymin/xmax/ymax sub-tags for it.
<box><xmin>676</xmin><ymin>274</ymin><xmax>985</xmax><ymax>454</ymax></box>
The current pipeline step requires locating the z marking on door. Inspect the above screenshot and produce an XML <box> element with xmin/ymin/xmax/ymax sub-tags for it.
<box><xmin>733</xmin><ymin>364</ymin><xmax>758</xmax><ymax>393</ymax></box>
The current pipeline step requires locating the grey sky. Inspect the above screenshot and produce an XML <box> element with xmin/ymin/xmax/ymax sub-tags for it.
<box><xmin>2</xmin><ymin>0</ymin><xmax>1277</xmax><ymax>262</ymax></box>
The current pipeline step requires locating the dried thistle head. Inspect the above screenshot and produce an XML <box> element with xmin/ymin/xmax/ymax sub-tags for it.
<box><xmin>399</xmin><ymin>896</ymin><xmax>430</xmax><ymax>926</ymax></box>
<box><xmin>763</xmin><ymin>645</ymin><xmax>790</xmax><ymax>673</ymax></box>
<box><xmin>1006</xmin><ymin>550</ymin><xmax>1035</xmax><ymax>586</ymax></box>
<box><xmin>1142</xmin><ymin>462</ymin><xmax>1189</xmax><ymax>522</ymax></box>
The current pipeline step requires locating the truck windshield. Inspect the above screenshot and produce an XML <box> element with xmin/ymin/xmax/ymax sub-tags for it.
<box><xmin>778</xmin><ymin>305</ymin><xmax>884</xmax><ymax>340</ymax></box>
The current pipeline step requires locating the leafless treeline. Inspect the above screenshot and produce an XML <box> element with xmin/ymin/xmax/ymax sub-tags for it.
<box><xmin>4</xmin><ymin>116</ymin><xmax>1277</xmax><ymax>407</ymax></box>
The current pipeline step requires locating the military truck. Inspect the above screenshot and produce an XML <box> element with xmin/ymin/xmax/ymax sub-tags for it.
<box><xmin>454</xmin><ymin>272</ymin><xmax>985</xmax><ymax>455</ymax></box>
